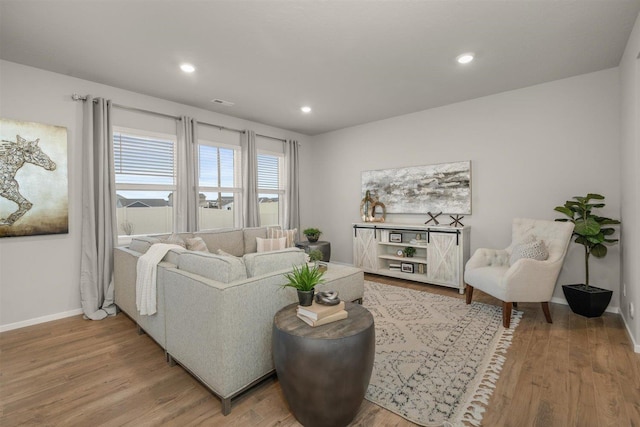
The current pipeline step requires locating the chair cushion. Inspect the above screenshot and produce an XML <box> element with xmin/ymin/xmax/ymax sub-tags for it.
<box><xmin>129</xmin><ymin>236</ymin><xmax>161</xmax><ymax>254</ymax></box>
<box><xmin>510</xmin><ymin>239</ymin><xmax>549</xmax><ymax>266</ymax></box>
<box><xmin>196</xmin><ymin>229</ymin><xmax>245</xmax><ymax>257</ymax></box>
<box><xmin>267</xmin><ymin>227</ymin><xmax>297</xmax><ymax>248</ymax></box>
<box><xmin>185</xmin><ymin>237</ymin><xmax>209</xmax><ymax>252</ymax></box>
<box><xmin>243</xmin><ymin>227</ymin><xmax>269</xmax><ymax>254</ymax></box>
<box><xmin>464</xmin><ymin>266</ymin><xmax>510</xmax><ymax>300</ymax></box>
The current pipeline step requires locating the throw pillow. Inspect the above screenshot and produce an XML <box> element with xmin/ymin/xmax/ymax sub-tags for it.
<box><xmin>164</xmin><ymin>233</ymin><xmax>186</xmax><ymax>248</ymax></box>
<box><xmin>186</xmin><ymin>237</ymin><xmax>208</xmax><ymax>252</ymax></box>
<box><xmin>510</xmin><ymin>239</ymin><xmax>549</xmax><ymax>266</ymax></box>
<box><xmin>256</xmin><ymin>237</ymin><xmax>287</xmax><ymax>252</ymax></box>
<box><xmin>267</xmin><ymin>227</ymin><xmax>298</xmax><ymax>248</ymax></box>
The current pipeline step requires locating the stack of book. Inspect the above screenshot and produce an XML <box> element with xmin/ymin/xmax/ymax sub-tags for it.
<box><xmin>296</xmin><ymin>300</ymin><xmax>348</xmax><ymax>327</ymax></box>
<box><xmin>389</xmin><ymin>262</ymin><xmax>402</xmax><ymax>272</ymax></box>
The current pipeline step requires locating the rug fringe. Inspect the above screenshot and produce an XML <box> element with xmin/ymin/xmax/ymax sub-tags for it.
<box><xmin>458</xmin><ymin>310</ymin><xmax>523</xmax><ymax>426</ymax></box>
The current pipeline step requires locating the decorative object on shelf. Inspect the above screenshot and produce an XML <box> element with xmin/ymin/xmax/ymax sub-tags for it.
<box><xmin>403</xmin><ymin>246</ymin><xmax>416</xmax><ymax>258</ymax></box>
<box><xmin>418</xmin><ymin>264</ymin><xmax>425</xmax><ymax>274</ymax></box>
<box><xmin>449</xmin><ymin>214</ymin><xmax>465</xmax><ymax>227</ymax></box>
<box><xmin>554</xmin><ymin>193</ymin><xmax>620</xmax><ymax>317</ymax></box>
<box><xmin>362</xmin><ymin>161</ymin><xmax>471</xmax><ymax>214</ymax></box>
<box><xmin>303</xmin><ymin>227</ymin><xmax>322</xmax><ymax>243</ymax></box>
<box><xmin>425</xmin><ymin>211</ymin><xmax>442</xmax><ymax>225</ymax></box>
<box><xmin>401</xmin><ymin>263</ymin><xmax>414</xmax><ymax>273</ymax></box>
<box><xmin>389</xmin><ymin>233</ymin><xmax>402</xmax><ymax>243</ymax></box>
<box><xmin>396</xmin><ymin>249</ymin><xmax>404</xmax><ymax>257</ymax></box>
<box><xmin>282</xmin><ymin>264</ymin><xmax>326</xmax><ymax>306</ymax></box>
<box><xmin>360</xmin><ymin>190</ymin><xmax>376</xmax><ymax>222</ymax></box>
<box><xmin>315</xmin><ymin>290</ymin><xmax>340</xmax><ymax>306</ymax></box>
<box><xmin>369</xmin><ymin>201</ymin><xmax>386</xmax><ymax>222</ymax></box>
<box><xmin>1</xmin><ymin>118</ymin><xmax>68</xmax><ymax>238</ymax></box>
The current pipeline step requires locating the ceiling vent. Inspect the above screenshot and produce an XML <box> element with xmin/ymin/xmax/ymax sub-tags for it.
<box><xmin>211</xmin><ymin>98</ymin><xmax>235</xmax><ymax>107</ymax></box>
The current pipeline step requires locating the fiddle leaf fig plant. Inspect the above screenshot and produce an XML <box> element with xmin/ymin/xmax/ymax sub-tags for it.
<box><xmin>554</xmin><ymin>193</ymin><xmax>620</xmax><ymax>288</ymax></box>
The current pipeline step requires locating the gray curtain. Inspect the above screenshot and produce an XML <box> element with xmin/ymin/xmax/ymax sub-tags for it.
<box><xmin>242</xmin><ymin>130</ymin><xmax>260</xmax><ymax>227</ymax></box>
<box><xmin>176</xmin><ymin>116</ymin><xmax>199</xmax><ymax>232</ymax></box>
<box><xmin>80</xmin><ymin>97</ymin><xmax>117</xmax><ymax>320</ymax></box>
<box><xmin>285</xmin><ymin>139</ymin><xmax>300</xmax><ymax>231</ymax></box>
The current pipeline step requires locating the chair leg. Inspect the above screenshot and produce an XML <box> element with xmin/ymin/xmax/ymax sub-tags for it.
<box><xmin>465</xmin><ymin>285</ymin><xmax>474</xmax><ymax>304</ymax></box>
<box><xmin>503</xmin><ymin>302</ymin><xmax>513</xmax><ymax>328</ymax></box>
<box><xmin>541</xmin><ymin>302</ymin><xmax>553</xmax><ymax>324</ymax></box>
<box><xmin>513</xmin><ymin>302</ymin><xmax>518</xmax><ymax>308</ymax></box>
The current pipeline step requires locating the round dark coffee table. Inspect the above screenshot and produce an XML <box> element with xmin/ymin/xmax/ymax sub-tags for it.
<box><xmin>272</xmin><ymin>302</ymin><xmax>375</xmax><ymax>427</ymax></box>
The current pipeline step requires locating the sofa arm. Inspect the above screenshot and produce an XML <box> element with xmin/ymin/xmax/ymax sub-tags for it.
<box><xmin>465</xmin><ymin>248</ymin><xmax>509</xmax><ymax>270</ymax></box>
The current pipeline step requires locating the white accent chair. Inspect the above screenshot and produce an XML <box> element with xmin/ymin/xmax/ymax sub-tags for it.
<box><xmin>464</xmin><ymin>218</ymin><xmax>574</xmax><ymax>328</ymax></box>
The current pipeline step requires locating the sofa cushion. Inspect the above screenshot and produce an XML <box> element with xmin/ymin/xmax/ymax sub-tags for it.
<box><xmin>256</xmin><ymin>237</ymin><xmax>287</xmax><ymax>252</ymax></box>
<box><xmin>196</xmin><ymin>229</ymin><xmax>245</xmax><ymax>257</ymax></box>
<box><xmin>178</xmin><ymin>251</ymin><xmax>247</xmax><ymax>283</ymax></box>
<box><xmin>243</xmin><ymin>227</ymin><xmax>269</xmax><ymax>254</ymax></box>
<box><xmin>242</xmin><ymin>248</ymin><xmax>307</xmax><ymax>278</ymax></box>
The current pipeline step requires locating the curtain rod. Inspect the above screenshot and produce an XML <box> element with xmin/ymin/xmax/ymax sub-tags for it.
<box><xmin>71</xmin><ymin>93</ymin><xmax>287</xmax><ymax>142</ymax></box>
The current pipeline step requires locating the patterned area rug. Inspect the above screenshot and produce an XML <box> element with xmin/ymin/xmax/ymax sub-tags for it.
<box><xmin>363</xmin><ymin>281</ymin><xmax>522</xmax><ymax>427</ymax></box>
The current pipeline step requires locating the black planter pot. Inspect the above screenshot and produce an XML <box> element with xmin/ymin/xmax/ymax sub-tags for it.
<box><xmin>297</xmin><ymin>289</ymin><xmax>315</xmax><ymax>307</ymax></box>
<box><xmin>562</xmin><ymin>284</ymin><xmax>613</xmax><ymax>318</ymax></box>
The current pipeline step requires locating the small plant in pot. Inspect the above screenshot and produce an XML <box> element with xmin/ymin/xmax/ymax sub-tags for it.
<box><xmin>554</xmin><ymin>193</ymin><xmax>620</xmax><ymax>318</ymax></box>
<box><xmin>282</xmin><ymin>264</ymin><xmax>325</xmax><ymax>306</ymax></box>
<box><xmin>303</xmin><ymin>227</ymin><xmax>322</xmax><ymax>243</ymax></box>
<box><xmin>403</xmin><ymin>246</ymin><xmax>416</xmax><ymax>258</ymax></box>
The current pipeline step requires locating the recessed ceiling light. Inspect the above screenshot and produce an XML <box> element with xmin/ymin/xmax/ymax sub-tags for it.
<box><xmin>456</xmin><ymin>53</ymin><xmax>474</xmax><ymax>64</ymax></box>
<box><xmin>180</xmin><ymin>63</ymin><xmax>195</xmax><ymax>73</ymax></box>
<box><xmin>301</xmin><ymin>106</ymin><xmax>312</xmax><ymax>113</ymax></box>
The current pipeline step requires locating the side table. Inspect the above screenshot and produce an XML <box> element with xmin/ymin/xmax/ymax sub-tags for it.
<box><xmin>272</xmin><ymin>302</ymin><xmax>375</xmax><ymax>427</ymax></box>
<box><xmin>295</xmin><ymin>240</ymin><xmax>331</xmax><ymax>262</ymax></box>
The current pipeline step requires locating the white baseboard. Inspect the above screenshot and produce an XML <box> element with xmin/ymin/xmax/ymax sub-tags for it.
<box><xmin>621</xmin><ymin>313</ymin><xmax>640</xmax><ymax>353</ymax></box>
<box><xmin>0</xmin><ymin>308</ymin><xmax>84</xmax><ymax>333</ymax></box>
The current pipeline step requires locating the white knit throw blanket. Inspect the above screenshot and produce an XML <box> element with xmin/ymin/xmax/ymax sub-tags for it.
<box><xmin>136</xmin><ymin>243</ymin><xmax>185</xmax><ymax>315</ymax></box>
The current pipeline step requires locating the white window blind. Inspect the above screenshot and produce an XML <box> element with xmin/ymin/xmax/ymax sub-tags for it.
<box><xmin>113</xmin><ymin>132</ymin><xmax>175</xmax><ymax>185</ymax></box>
<box><xmin>257</xmin><ymin>153</ymin><xmax>280</xmax><ymax>191</ymax></box>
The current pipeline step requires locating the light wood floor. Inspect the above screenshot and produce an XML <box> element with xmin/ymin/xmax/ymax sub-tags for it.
<box><xmin>2</xmin><ymin>274</ymin><xmax>639</xmax><ymax>426</ymax></box>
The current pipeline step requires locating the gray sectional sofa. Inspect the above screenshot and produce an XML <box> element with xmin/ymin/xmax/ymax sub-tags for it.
<box><xmin>113</xmin><ymin>226</ymin><xmax>364</xmax><ymax>415</ymax></box>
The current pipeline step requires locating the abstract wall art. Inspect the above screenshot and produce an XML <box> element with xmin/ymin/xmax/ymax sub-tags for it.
<box><xmin>1</xmin><ymin>118</ymin><xmax>68</xmax><ymax>238</ymax></box>
<box><xmin>361</xmin><ymin>161</ymin><xmax>471</xmax><ymax>215</ymax></box>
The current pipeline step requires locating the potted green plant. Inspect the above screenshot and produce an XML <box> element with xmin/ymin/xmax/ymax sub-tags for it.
<box><xmin>282</xmin><ymin>264</ymin><xmax>325</xmax><ymax>306</ymax></box>
<box><xmin>403</xmin><ymin>246</ymin><xmax>416</xmax><ymax>258</ymax></box>
<box><xmin>303</xmin><ymin>228</ymin><xmax>322</xmax><ymax>243</ymax></box>
<box><xmin>554</xmin><ymin>193</ymin><xmax>620</xmax><ymax>317</ymax></box>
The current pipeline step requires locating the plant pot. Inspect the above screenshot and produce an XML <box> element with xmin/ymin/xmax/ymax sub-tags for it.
<box><xmin>297</xmin><ymin>289</ymin><xmax>315</xmax><ymax>307</ymax></box>
<box><xmin>562</xmin><ymin>284</ymin><xmax>613</xmax><ymax>318</ymax></box>
<box><xmin>306</xmin><ymin>235</ymin><xmax>319</xmax><ymax>243</ymax></box>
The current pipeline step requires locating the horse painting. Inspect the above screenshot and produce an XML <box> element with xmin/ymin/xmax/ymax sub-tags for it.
<box><xmin>0</xmin><ymin>134</ymin><xmax>57</xmax><ymax>225</ymax></box>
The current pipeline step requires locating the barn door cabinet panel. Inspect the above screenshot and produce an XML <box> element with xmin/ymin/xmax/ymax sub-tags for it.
<box><xmin>352</xmin><ymin>223</ymin><xmax>470</xmax><ymax>294</ymax></box>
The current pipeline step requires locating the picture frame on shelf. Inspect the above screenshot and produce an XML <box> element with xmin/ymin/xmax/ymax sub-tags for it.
<box><xmin>401</xmin><ymin>262</ymin><xmax>414</xmax><ymax>273</ymax></box>
<box><xmin>389</xmin><ymin>233</ymin><xmax>402</xmax><ymax>243</ymax></box>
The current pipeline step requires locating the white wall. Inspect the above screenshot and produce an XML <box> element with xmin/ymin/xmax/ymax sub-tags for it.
<box><xmin>0</xmin><ymin>60</ymin><xmax>312</xmax><ymax>330</ymax></box>
<box><xmin>309</xmin><ymin>69</ymin><xmax>621</xmax><ymax>308</ymax></box>
<box><xmin>619</xmin><ymin>12</ymin><xmax>640</xmax><ymax>350</ymax></box>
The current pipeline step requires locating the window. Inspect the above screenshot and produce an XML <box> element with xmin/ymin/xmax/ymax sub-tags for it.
<box><xmin>113</xmin><ymin>128</ymin><xmax>176</xmax><ymax>237</ymax></box>
<box><xmin>198</xmin><ymin>142</ymin><xmax>241</xmax><ymax>229</ymax></box>
<box><xmin>257</xmin><ymin>151</ymin><xmax>284</xmax><ymax>226</ymax></box>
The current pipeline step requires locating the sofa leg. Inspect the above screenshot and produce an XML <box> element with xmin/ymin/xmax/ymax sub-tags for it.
<box><xmin>513</xmin><ymin>302</ymin><xmax>518</xmax><ymax>308</ymax></box>
<box><xmin>136</xmin><ymin>325</ymin><xmax>145</xmax><ymax>336</ymax></box>
<box><xmin>354</xmin><ymin>298</ymin><xmax>363</xmax><ymax>305</ymax></box>
<box><xmin>222</xmin><ymin>397</ymin><xmax>232</xmax><ymax>415</ymax></box>
<box><xmin>167</xmin><ymin>353</ymin><xmax>177</xmax><ymax>367</ymax></box>
<box><xmin>541</xmin><ymin>302</ymin><xmax>553</xmax><ymax>324</ymax></box>
<box><xmin>503</xmin><ymin>302</ymin><xmax>513</xmax><ymax>328</ymax></box>
<box><xmin>465</xmin><ymin>285</ymin><xmax>474</xmax><ymax>304</ymax></box>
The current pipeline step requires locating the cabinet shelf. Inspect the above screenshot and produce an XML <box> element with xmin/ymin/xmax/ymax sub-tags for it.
<box><xmin>378</xmin><ymin>254</ymin><xmax>427</xmax><ymax>265</ymax></box>
<box><xmin>378</xmin><ymin>242</ymin><xmax>427</xmax><ymax>248</ymax></box>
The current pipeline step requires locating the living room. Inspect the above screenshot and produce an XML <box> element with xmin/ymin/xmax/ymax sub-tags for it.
<box><xmin>1</xmin><ymin>1</ymin><xmax>639</xmax><ymax>426</ymax></box>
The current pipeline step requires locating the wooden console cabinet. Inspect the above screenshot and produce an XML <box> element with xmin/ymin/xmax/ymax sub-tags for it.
<box><xmin>352</xmin><ymin>223</ymin><xmax>470</xmax><ymax>294</ymax></box>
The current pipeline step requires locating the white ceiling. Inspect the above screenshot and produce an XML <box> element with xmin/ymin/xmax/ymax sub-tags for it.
<box><xmin>1</xmin><ymin>1</ymin><xmax>639</xmax><ymax>136</ymax></box>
